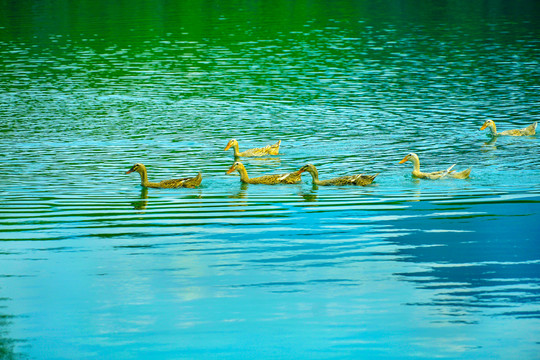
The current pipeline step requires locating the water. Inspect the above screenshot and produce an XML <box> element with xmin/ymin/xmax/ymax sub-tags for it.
<box><xmin>1</xmin><ymin>1</ymin><xmax>540</xmax><ymax>359</ymax></box>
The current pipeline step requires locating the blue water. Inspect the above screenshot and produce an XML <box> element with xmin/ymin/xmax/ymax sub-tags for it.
<box><xmin>1</xmin><ymin>1</ymin><xmax>540</xmax><ymax>359</ymax></box>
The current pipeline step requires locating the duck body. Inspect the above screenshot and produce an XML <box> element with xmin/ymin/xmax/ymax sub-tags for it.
<box><xmin>226</xmin><ymin>161</ymin><xmax>302</xmax><ymax>184</ymax></box>
<box><xmin>480</xmin><ymin>120</ymin><xmax>537</xmax><ymax>136</ymax></box>
<box><xmin>300</xmin><ymin>164</ymin><xmax>378</xmax><ymax>186</ymax></box>
<box><xmin>126</xmin><ymin>163</ymin><xmax>202</xmax><ymax>188</ymax></box>
<box><xmin>399</xmin><ymin>153</ymin><xmax>471</xmax><ymax>180</ymax></box>
<box><xmin>224</xmin><ymin>139</ymin><xmax>281</xmax><ymax>157</ymax></box>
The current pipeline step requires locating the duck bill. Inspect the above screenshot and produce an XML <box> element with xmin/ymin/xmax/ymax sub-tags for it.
<box><xmin>126</xmin><ymin>170</ymin><xmax>134</xmax><ymax>174</ymax></box>
<box><xmin>224</xmin><ymin>141</ymin><xmax>233</xmax><ymax>151</ymax></box>
<box><xmin>398</xmin><ymin>156</ymin><xmax>409</xmax><ymax>164</ymax></box>
<box><xmin>226</xmin><ymin>165</ymin><xmax>236</xmax><ymax>174</ymax></box>
<box><xmin>480</xmin><ymin>123</ymin><xmax>488</xmax><ymax>130</ymax></box>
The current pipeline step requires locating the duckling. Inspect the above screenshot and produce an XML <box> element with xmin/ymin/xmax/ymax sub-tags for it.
<box><xmin>226</xmin><ymin>161</ymin><xmax>302</xmax><ymax>184</ymax></box>
<box><xmin>126</xmin><ymin>163</ymin><xmax>202</xmax><ymax>188</ymax></box>
<box><xmin>224</xmin><ymin>139</ymin><xmax>281</xmax><ymax>157</ymax></box>
<box><xmin>300</xmin><ymin>164</ymin><xmax>378</xmax><ymax>186</ymax></box>
<box><xmin>399</xmin><ymin>153</ymin><xmax>471</xmax><ymax>179</ymax></box>
<box><xmin>480</xmin><ymin>119</ymin><xmax>537</xmax><ymax>136</ymax></box>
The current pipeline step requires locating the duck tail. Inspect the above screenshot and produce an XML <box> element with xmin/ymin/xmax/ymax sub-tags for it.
<box><xmin>460</xmin><ymin>168</ymin><xmax>472</xmax><ymax>179</ymax></box>
<box><xmin>194</xmin><ymin>171</ymin><xmax>203</xmax><ymax>186</ymax></box>
<box><xmin>450</xmin><ymin>167</ymin><xmax>471</xmax><ymax>179</ymax></box>
<box><xmin>367</xmin><ymin>173</ymin><xmax>380</xmax><ymax>182</ymax></box>
<box><xmin>269</xmin><ymin>140</ymin><xmax>281</xmax><ymax>155</ymax></box>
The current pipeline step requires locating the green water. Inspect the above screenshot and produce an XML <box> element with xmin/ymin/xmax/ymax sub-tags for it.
<box><xmin>1</xmin><ymin>1</ymin><xmax>540</xmax><ymax>359</ymax></box>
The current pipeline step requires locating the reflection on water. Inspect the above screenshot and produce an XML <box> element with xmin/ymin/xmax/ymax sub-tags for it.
<box><xmin>390</xmin><ymin>197</ymin><xmax>540</xmax><ymax>321</ymax></box>
<box><xmin>236</xmin><ymin>157</ymin><xmax>282</xmax><ymax>165</ymax></box>
<box><xmin>0</xmin><ymin>303</ymin><xmax>18</xmax><ymax>360</ymax></box>
<box><xmin>1</xmin><ymin>0</ymin><xmax>539</xmax><ymax>359</ymax></box>
<box><xmin>228</xmin><ymin>183</ymin><xmax>250</xmax><ymax>199</ymax></box>
<box><xmin>131</xmin><ymin>187</ymin><xmax>149</xmax><ymax>210</ymax></box>
<box><xmin>481</xmin><ymin>136</ymin><xmax>498</xmax><ymax>151</ymax></box>
<box><xmin>300</xmin><ymin>190</ymin><xmax>318</xmax><ymax>202</ymax></box>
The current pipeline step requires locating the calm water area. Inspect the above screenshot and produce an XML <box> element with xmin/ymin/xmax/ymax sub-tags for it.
<box><xmin>1</xmin><ymin>1</ymin><xmax>539</xmax><ymax>359</ymax></box>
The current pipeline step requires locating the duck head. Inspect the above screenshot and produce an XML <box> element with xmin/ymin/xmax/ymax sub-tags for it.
<box><xmin>299</xmin><ymin>164</ymin><xmax>317</xmax><ymax>174</ymax></box>
<box><xmin>226</xmin><ymin>161</ymin><xmax>243</xmax><ymax>174</ymax></box>
<box><xmin>399</xmin><ymin>153</ymin><xmax>419</xmax><ymax>164</ymax></box>
<box><xmin>480</xmin><ymin>120</ymin><xmax>496</xmax><ymax>132</ymax></box>
<box><xmin>126</xmin><ymin>163</ymin><xmax>145</xmax><ymax>174</ymax></box>
<box><xmin>224</xmin><ymin>139</ymin><xmax>238</xmax><ymax>151</ymax></box>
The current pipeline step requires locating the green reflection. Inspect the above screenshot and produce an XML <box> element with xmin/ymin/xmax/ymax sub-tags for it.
<box><xmin>131</xmin><ymin>187</ymin><xmax>149</xmax><ymax>210</ymax></box>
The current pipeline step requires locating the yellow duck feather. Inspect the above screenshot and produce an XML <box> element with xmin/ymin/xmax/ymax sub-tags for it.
<box><xmin>300</xmin><ymin>164</ymin><xmax>378</xmax><ymax>186</ymax></box>
<box><xmin>399</xmin><ymin>153</ymin><xmax>471</xmax><ymax>180</ymax></box>
<box><xmin>126</xmin><ymin>163</ymin><xmax>202</xmax><ymax>188</ymax></box>
<box><xmin>226</xmin><ymin>161</ymin><xmax>302</xmax><ymax>185</ymax></box>
<box><xmin>224</xmin><ymin>139</ymin><xmax>281</xmax><ymax>157</ymax></box>
<box><xmin>480</xmin><ymin>120</ymin><xmax>537</xmax><ymax>136</ymax></box>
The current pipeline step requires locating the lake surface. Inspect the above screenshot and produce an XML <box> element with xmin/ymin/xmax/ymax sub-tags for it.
<box><xmin>1</xmin><ymin>1</ymin><xmax>539</xmax><ymax>359</ymax></box>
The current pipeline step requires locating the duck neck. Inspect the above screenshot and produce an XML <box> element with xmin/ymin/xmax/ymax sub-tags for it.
<box><xmin>236</xmin><ymin>164</ymin><xmax>250</xmax><ymax>182</ymax></box>
<box><xmin>307</xmin><ymin>168</ymin><xmax>321</xmax><ymax>185</ymax></box>
<box><xmin>232</xmin><ymin>142</ymin><xmax>241</xmax><ymax>156</ymax></box>
<box><xmin>138</xmin><ymin>167</ymin><xmax>150</xmax><ymax>187</ymax></box>
<box><xmin>411</xmin><ymin>157</ymin><xmax>421</xmax><ymax>173</ymax></box>
<box><xmin>488</xmin><ymin>123</ymin><xmax>497</xmax><ymax>135</ymax></box>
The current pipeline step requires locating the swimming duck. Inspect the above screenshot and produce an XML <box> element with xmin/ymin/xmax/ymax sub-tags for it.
<box><xmin>300</xmin><ymin>164</ymin><xmax>378</xmax><ymax>186</ymax></box>
<box><xmin>399</xmin><ymin>153</ymin><xmax>471</xmax><ymax>179</ymax></box>
<box><xmin>480</xmin><ymin>120</ymin><xmax>537</xmax><ymax>136</ymax></box>
<box><xmin>126</xmin><ymin>163</ymin><xmax>202</xmax><ymax>188</ymax></box>
<box><xmin>224</xmin><ymin>139</ymin><xmax>281</xmax><ymax>157</ymax></box>
<box><xmin>226</xmin><ymin>161</ymin><xmax>302</xmax><ymax>184</ymax></box>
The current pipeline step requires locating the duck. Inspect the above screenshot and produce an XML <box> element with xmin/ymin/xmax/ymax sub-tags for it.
<box><xmin>126</xmin><ymin>163</ymin><xmax>202</xmax><ymax>188</ymax></box>
<box><xmin>399</xmin><ymin>153</ymin><xmax>471</xmax><ymax>179</ymax></box>
<box><xmin>300</xmin><ymin>164</ymin><xmax>378</xmax><ymax>186</ymax></box>
<box><xmin>226</xmin><ymin>161</ymin><xmax>302</xmax><ymax>184</ymax></box>
<box><xmin>480</xmin><ymin>119</ymin><xmax>537</xmax><ymax>136</ymax></box>
<box><xmin>224</xmin><ymin>139</ymin><xmax>281</xmax><ymax>157</ymax></box>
